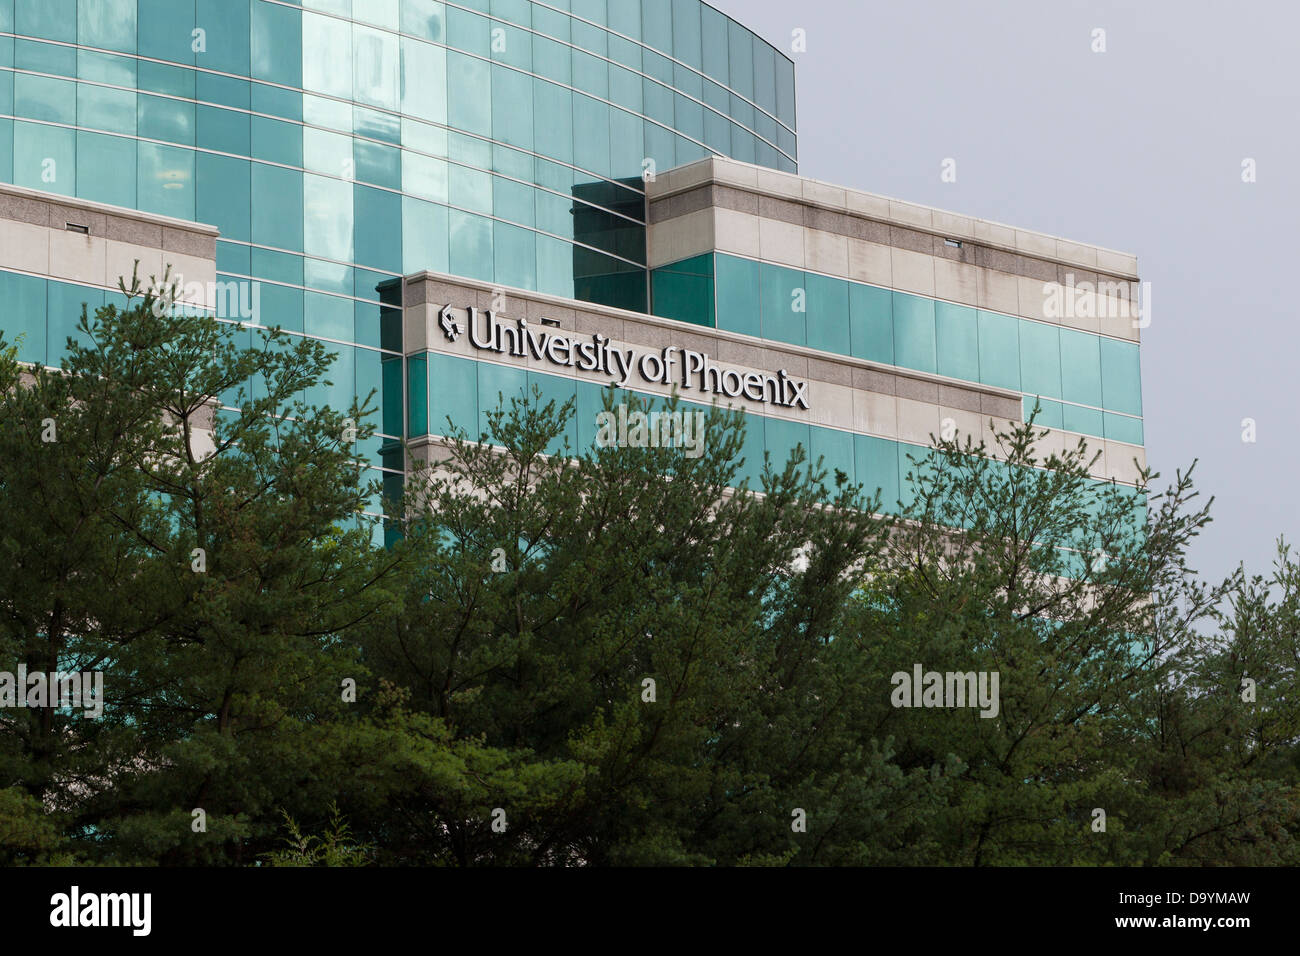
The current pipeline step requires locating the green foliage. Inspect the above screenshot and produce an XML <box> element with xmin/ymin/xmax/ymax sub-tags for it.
<box><xmin>0</xmin><ymin>283</ymin><xmax>1295</xmax><ymax>865</ymax></box>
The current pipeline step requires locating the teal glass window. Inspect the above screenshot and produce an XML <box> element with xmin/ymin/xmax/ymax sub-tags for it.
<box><xmin>251</xmin><ymin>163</ymin><xmax>304</xmax><ymax>251</ymax></box>
<box><xmin>197</xmin><ymin>72</ymin><xmax>249</xmax><ymax>111</ymax></box>
<box><xmin>651</xmin><ymin>257</ymin><xmax>713</xmax><ymax>328</ymax></box>
<box><xmin>855</xmin><ymin>434</ymin><xmax>900</xmax><ymax>512</ymax></box>
<box><xmin>77</xmin><ymin>131</ymin><xmax>136</xmax><ymax>210</ymax></box>
<box><xmin>353</xmin><ymin>0</ymin><xmax>399</xmax><ymax>30</ymax></box>
<box><xmin>138</xmin><ymin>142</ymin><xmax>194</xmax><ymax>220</ymax></box>
<box><xmin>305</xmin><ymin>290</ymin><xmax>354</xmax><ymax>342</ymax></box>
<box><xmin>400</xmin><ymin>37</ymin><xmax>447</xmax><ymax>124</ymax></box>
<box><xmin>397</xmin><ymin>196</ymin><xmax>449</xmax><ymax>274</ymax></box>
<box><xmin>447</xmin><ymin>52</ymin><xmax>490</xmax><ymax>137</ymax></box>
<box><xmin>715</xmin><ymin>255</ymin><xmax>759</xmax><ymax>338</ymax></box>
<box><xmin>251</xmin><ymin>0</ymin><xmax>302</xmax><ymax>87</ymax></box>
<box><xmin>1059</xmin><ymin>328</ymin><xmax>1102</xmax><ymax>408</ymax></box>
<box><xmin>727</xmin><ymin>20</ymin><xmax>755</xmax><ymax>99</ymax></box>
<box><xmin>15</xmin><ymin>74</ymin><xmax>75</xmax><ymax>124</ymax></box>
<box><xmin>0</xmin><ymin>269</ymin><xmax>48</xmax><ymax>366</ymax></box>
<box><xmin>18</xmin><ymin>0</ymin><xmax>74</xmax><ymax>42</ymax></box>
<box><xmin>197</xmin><ymin>105</ymin><xmax>250</xmax><ymax>155</ymax></box>
<box><xmin>258</xmin><ymin>282</ymin><xmax>304</xmax><ymax>334</ymax></box>
<box><xmin>355</xmin><ymin>139</ymin><xmax>401</xmax><ymax>190</ymax></box>
<box><xmin>251</xmin><ymin>116</ymin><xmax>302</xmax><ymax>167</ymax></box>
<box><xmin>1100</xmin><ymin>338</ymin><xmax>1143</xmax><ymax>417</ymax></box>
<box><xmin>1024</xmin><ymin>396</ymin><xmax>1064</xmax><ymax>431</ymax></box>
<box><xmin>353</xmin><ymin>24</ymin><xmax>399</xmax><ymax>110</ymax></box>
<box><xmin>892</xmin><ymin>292</ymin><xmax>936</xmax><ymax>374</ymax></box>
<box><xmin>47</xmin><ymin>280</ymin><xmax>102</xmax><ymax>359</ymax></box>
<box><xmin>137</xmin><ymin>0</ymin><xmax>195</xmax><ymax>65</ymax></box>
<box><xmin>138</xmin><ymin>94</ymin><xmax>195</xmax><ymax>146</ymax></box>
<box><xmin>806</xmin><ymin>272</ymin><xmax>850</xmax><ymax>355</ymax></box>
<box><xmin>252</xmin><ymin>248</ymin><xmax>305</xmax><ymax>287</ymax></box>
<box><xmin>303</xmin><ymin>174</ymin><xmax>354</xmax><ymax>264</ymax></box>
<box><xmin>849</xmin><ymin>282</ymin><xmax>893</xmax><ymax>364</ymax></box>
<box><xmin>77</xmin><ymin>84</ymin><xmax>136</xmax><ymax>135</ymax></box>
<box><xmin>476</xmin><ymin>360</ymin><xmax>526</xmax><ymax>438</ymax></box>
<box><xmin>13</xmin><ymin>121</ymin><xmax>75</xmax><ymax>195</ymax></box>
<box><xmin>448</xmin><ymin>210</ymin><xmax>493</xmax><ymax>282</ymax></box>
<box><xmin>935</xmin><ymin>301</ymin><xmax>979</xmax><ymax>383</ymax></box>
<box><xmin>1104</xmin><ymin>413</ymin><xmax>1144</xmax><ymax>446</ymax></box>
<box><xmin>1018</xmin><ymin>319</ymin><xmax>1061</xmax><ymax>399</ymax></box>
<box><xmin>1062</xmin><ymin>403</ymin><xmax>1103</xmax><ymax>438</ymax></box>
<box><xmin>571</xmin><ymin>94</ymin><xmax>610</xmax><ymax>180</ymax></box>
<box><xmin>428</xmin><ymin>353</ymin><xmax>478</xmax><ymax>441</ymax></box>
<box><xmin>196</xmin><ymin>0</ymin><xmax>251</xmax><ymax>75</ymax></box>
<box><xmin>354</xmin><ymin>184</ymin><xmax>402</xmax><ymax>272</ymax></box>
<box><xmin>400</xmin><ymin>0</ymin><xmax>445</xmax><ymax>42</ymax></box>
<box><xmin>760</xmin><ymin>264</ymin><xmax>806</xmax><ymax>346</ymax></box>
<box><xmin>196</xmin><ymin>153</ymin><xmax>250</xmax><ymax>242</ymax></box>
<box><xmin>977</xmin><ymin>309</ymin><xmax>1020</xmax><ymax>391</ymax></box>
<box><xmin>765</xmin><ymin>416</ymin><xmax>811</xmax><ymax>482</ymax></box>
<box><xmin>527</xmin><ymin>369</ymin><xmax>577</xmax><ymax>456</ymax></box>
<box><xmin>811</xmin><ymin>424</ymin><xmax>855</xmax><ymax>494</ymax></box>
<box><xmin>491</xmin><ymin>65</ymin><xmax>533</xmax><ymax>150</ymax></box>
<box><xmin>78</xmin><ymin>0</ymin><xmax>136</xmax><ymax>52</ymax></box>
<box><xmin>406</xmin><ymin>353</ymin><xmax>428</xmax><ymax>437</ymax></box>
<box><xmin>138</xmin><ymin>61</ymin><xmax>194</xmax><ymax>98</ymax></box>
<box><xmin>77</xmin><ymin>49</ymin><xmax>138</xmax><ymax>86</ymax></box>
<box><xmin>302</xmin><ymin>12</ymin><xmax>352</xmax><ymax>99</ymax></box>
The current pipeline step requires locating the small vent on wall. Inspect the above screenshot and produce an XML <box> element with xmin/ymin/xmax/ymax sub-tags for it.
<box><xmin>944</xmin><ymin>238</ymin><xmax>962</xmax><ymax>248</ymax></box>
<box><xmin>65</xmin><ymin>222</ymin><xmax>90</xmax><ymax>235</ymax></box>
<box><xmin>540</xmin><ymin>317</ymin><xmax>561</xmax><ymax>328</ymax></box>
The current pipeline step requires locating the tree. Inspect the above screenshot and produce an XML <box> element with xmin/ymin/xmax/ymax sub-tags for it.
<box><xmin>0</xmin><ymin>269</ymin><xmax>403</xmax><ymax>864</ymax></box>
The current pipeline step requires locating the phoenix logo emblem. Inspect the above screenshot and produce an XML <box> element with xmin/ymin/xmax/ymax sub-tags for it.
<box><xmin>439</xmin><ymin>304</ymin><xmax>460</xmax><ymax>342</ymax></box>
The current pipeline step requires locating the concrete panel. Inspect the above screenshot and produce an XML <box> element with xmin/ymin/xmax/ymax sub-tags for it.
<box><xmin>897</xmin><ymin>396</ymin><xmax>942</xmax><ymax>446</ymax></box>
<box><xmin>977</xmin><ymin>267</ymin><xmax>1019</xmax><ymax>315</ymax></box>
<box><xmin>105</xmin><ymin>240</ymin><xmax>164</xmax><ymax>291</ymax></box>
<box><xmin>804</xmin><ymin>228</ymin><xmax>849</xmax><ymax>277</ymax></box>
<box><xmin>847</xmin><ymin>238</ymin><xmax>892</xmax><ymax>286</ymax></box>
<box><xmin>890</xmin><ymin>247</ymin><xmax>935</xmax><ymax>296</ymax></box>
<box><xmin>48</xmin><ymin>231</ymin><xmax>107</xmax><ymax>287</ymax></box>
<box><xmin>758</xmin><ymin>217</ymin><xmax>806</xmax><ymax>269</ymax></box>
<box><xmin>713</xmin><ymin>207</ymin><xmax>762</xmax><ymax>259</ymax></box>
<box><xmin>1017</xmin><ymin>275</ymin><xmax>1054</xmax><ymax>323</ymax></box>
<box><xmin>854</xmin><ymin>389</ymin><xmax>897</xmax><ymax>437</ymax></box>
<box><xmin>0</xmin><ymin>219</ymin><xmax>51</xmax><ymax>274</ymax></box>
<box><xmin>934</xmin><ymin>257</ymin><xmax>978</xmax><ymax>306</ymax></box>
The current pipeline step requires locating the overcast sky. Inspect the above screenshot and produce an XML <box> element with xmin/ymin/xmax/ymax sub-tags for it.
<box><xmin>712</xmin><ymin>0</ymin><xmax>1298</xmax><ymax>586</ymax></box>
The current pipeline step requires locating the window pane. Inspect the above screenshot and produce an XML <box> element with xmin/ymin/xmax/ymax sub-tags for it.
<box><xmin>1059</xmin><ymin>328</ymin><xmax>1102</xmax><ymax>408</ymax></box>
<box><xmin>977</xmin><ymin>309</ymin><xmax>1020</xmax><ymax>391</ymax></box>
<box><xmin>893</xmin><ymin>292</ymin><xmax>936</xmax><ymax>374</ymax></box>
<box><xmin>77</xmin><ymin>130</ymin><xmax>136</xmax><ymax>208</ymax></box>
<box><xmin>1018</xmin><ymin>319</ymin><xmax>1061</xmax><ymax>398</ymax></box>
<box><xmin>715</xmin><ymin>254</ymin><xmax>758</xmax><ymax>338</ymax></box>
<box><xmin>303</xmin><ymin>12</ymin><xmax>352</xmax><ymax>99</ymax></box>
<box><xmin>806</xmin><ymin>272</ymin><xmax>849</xmax><ymax>354</ymax></box>
<box><xmin>760</xmin><ymin>263</ymin><xmax>805</xmax><ymax>346</ymax></box>
<box><xmin>1101</xmin><ymin>338</ymin><xmax>1143</xmax><ymax>416</ymax></box>
<box><xmin>850</xmin><ymin>281</ymin><xmax>892</xmax><ymax>364</ymax></box>
<box><xmin>79</xmin><ymin>0</ymin><xmax>137</xmax><ymax>53</ymax></box>
<box><xmin>936</xmin><ymin>301</ymin><xmax>979</xmax><ymax>382</ymax></box>
<box><xmin>252</xmin><ymin>163</ymin><xmax>304</xmax><ymax>251</ymax></box>
<box><xmin>138</xmin><ymin>141</ymin><xmax>194</xmax><ymax>220</ymax></box>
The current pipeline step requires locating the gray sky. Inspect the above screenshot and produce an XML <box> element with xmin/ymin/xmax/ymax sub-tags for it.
<box><xmin>713</xmin><ymin>0</ymin><xmax>1299</xmax><ymax>586</ymax></box>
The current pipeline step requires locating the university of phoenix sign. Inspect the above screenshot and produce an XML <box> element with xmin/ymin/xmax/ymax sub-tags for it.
<box><xmin>438</xmin><ymin>305</ymin><xmax>810</xmax><ymax>410</ymax></box>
